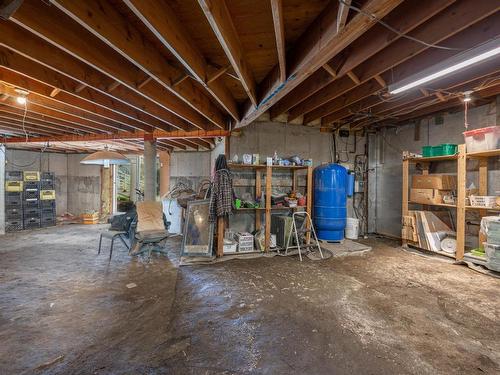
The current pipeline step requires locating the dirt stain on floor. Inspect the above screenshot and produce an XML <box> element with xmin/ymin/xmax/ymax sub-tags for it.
<box><xmin>0</xmin><ymin>227</ymin><xmax>498</xmax><ymax>374</ymax></box>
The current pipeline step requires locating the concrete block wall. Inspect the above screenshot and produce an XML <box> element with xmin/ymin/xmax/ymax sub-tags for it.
<box><xmin>169</xmin><ymin>150</ymin><xmax>212</xmax><ymax>192</ymax></box>
<box><xmin>370</xmin><ymin>99</ymin><xmax>499</xmax><ymax>238</ymax></box>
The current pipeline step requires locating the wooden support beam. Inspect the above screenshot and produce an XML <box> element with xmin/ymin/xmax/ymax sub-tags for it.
<box><xmin>198</xmin><ymin>0</ymin><xmax>258</xmax><ymax>107</ymax></box>
<box><xmin>3</xmin><ymin>129</ymin><xmax>230</xmax><ymax>143</ymax></box>
<box><xmin>239</xmin><ymin>0</ymin><xmax>402</xmax><ymax>126</ymax></box>
<box><xmin>136</xmin><ymin>76</ymin><xmax>152</xmax><ymax>90</ymax></box>
<box><xmin>346</xmin><ymin>71</ymin><xmax>360</xmax><ymax>85</ymax></box>
<box><xmin>337</xmin><ymin>0</ymin><xmax>351</xmax><ymax>33</ymax></box>
<box><xmin>322</xmin><ymin>64</ymin><xmax>337</xmax><ymax>78</ymax></box>
<box><xmin>207</xmin><ymin>65</ymin><xmax>230</xmax><ymax>84</ymax></box>
<box><xmin>123</xmin><ymin>0</ymin><xmax>239</xmax><ymax>122</ymax></box>
<box><xmin>13</xmin><ymin>1</ymin><xmax>217</xmax><ymax>130</ymax></box>
<box><xmin>172</xmin><ymin>74</ymin><xmax>189</xmax><ymax>87</ymax></box>
<box><xmin>271</xmin><ymin>0</ymin><xmax>286</xmax><ymax>83</ymax></box>
<box><xmin>0</xmin><ymin>23</ymin><xmax>197</xmax><ymax>131</ymax></box>
<box><xmin>107</xmin><ymin>81</ymin><xmax>120</xmax><ymax>93</ymax></box>
<box><xmin>0</xmin><ymin>52</ymin><xmax>180</xmax><ymax>131</ymax></box>
<box><xmin>269</xmin><ymin>0</ymin><xmax>454</xmax><ymax>120</ymax></box>
<box><xmin>374</xmin><ymin>75</ymin><xmax>386</xmax><ymax>88</ymax></box>
<box><xmin>49</xmin><ymin>87</ymin><xmax>60</xmax><ymax>97</ymax></box>
<box><xmin>50</xmin><ymin>0</ymin><xmax>228</xmax><ymax>129</ymax></box>
<box><xmin>435</xmin><ymin>91</ymin><xmax>446</xmax><ymax>102</ymax></box>
<box><xmin>302</xmin><ymin>0</ymin><xmax>499</xmax><ymax>124</ymax></box>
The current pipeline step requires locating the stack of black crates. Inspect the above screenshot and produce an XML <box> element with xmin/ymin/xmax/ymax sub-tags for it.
<box><xmin>4</xmin><ymin>171</ymin><xmax>56</xmax><ymax>232</ymax></box>
<box><xmin>5</xmin><ymin>171</ymin><xmax>24</xmax><ymax>232</ymax></box>
<box><xmin>40</xmin><ymin>172</ymin><xmax>56</xmax><ymax>228</ymax></box>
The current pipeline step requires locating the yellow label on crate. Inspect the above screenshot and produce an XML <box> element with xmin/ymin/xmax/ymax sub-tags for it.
<box><xmin>23</xmin><ymin>171</ymin><xmax>40</xmax><ymax>181</ymax></box>
<box><xmin>5</xmin><ymin>181</ymin><xmax>23</xmax><ymax>192</ymax></box>
<box><xmin>40</xmin><ymin>190</ymin><xmax>56</xmax><ymax>200</ymax></box>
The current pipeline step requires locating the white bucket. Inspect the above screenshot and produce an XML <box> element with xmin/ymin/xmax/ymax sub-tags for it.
<box><xmin>345</xmin><ymin>218</ymin><xmax>360</xmax><ymax>240</ymax></box>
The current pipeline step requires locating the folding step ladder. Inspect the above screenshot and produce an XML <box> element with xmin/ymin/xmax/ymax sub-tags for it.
<box><xmin>285</xmin><ymin>212</ymin><xmax>323</xmax><ymax>261</ymax></box>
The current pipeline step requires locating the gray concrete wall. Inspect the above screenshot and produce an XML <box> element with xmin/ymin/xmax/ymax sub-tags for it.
<box><xmin>371</xmin><ymin>100</ymin><xmax>499</xmax><ymax>239</ymax></box>
<box><xmin>4</xmin><ymin>149</ymin><xmax>68</xmax><ymax>215</ymax></box>
<box><xmin>227</xmin><ymin>121</ymin><xmax>366</xmax><ymax>233</ymax></box>
<box><xmin>169</xmin><ymin>150</ymin><xmax>212</xmax><ymax>192</ymax></box>
<box><xmin>67</xmin><ymin>154</ymin><xmax>101</xmax><ymax>215</ymax></box>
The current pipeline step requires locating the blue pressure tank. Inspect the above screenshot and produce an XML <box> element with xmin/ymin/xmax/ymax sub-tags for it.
<box><xmin>313</xmin><ymin>163</ymin><xmax>354</xmax><ymax>241</ymax></box>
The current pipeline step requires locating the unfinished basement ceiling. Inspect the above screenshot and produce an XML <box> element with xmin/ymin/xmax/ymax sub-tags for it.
<box><xmin>0</xmin><ymin>0</ymin><xmax>498</xmax><ymax>152</ymax></box>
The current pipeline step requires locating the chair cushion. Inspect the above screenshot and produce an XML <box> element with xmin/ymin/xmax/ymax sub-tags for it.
<box><xmin>136</xmin><ymin>229</ymin><xmax>169</xmax><ymax>242</ymax></box>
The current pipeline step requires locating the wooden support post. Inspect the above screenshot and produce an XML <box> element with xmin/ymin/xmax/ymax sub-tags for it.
<box><xmin>265</xmin><ymin>166</ymin><xmax>272</xmax><ymax>251</ymax></box>
<box><xmin>478</xmin><ymin>157</ymin><xmax>488</xmax><ymax>245</ymax></box>
<box><xmin>456</xmin><ymin>144</ymin><xmax>466</xmax><ymax>260</ymax></box>
<box><xmin>292</xmin><ymin>169</ymin><xmax>298</xmax><ymax>192</ymax></box>
<box><xmin>255</xmin><ymin>169</ymin><xmax>262</xmax><ymax>231</ymax></box>
<box><xmin>216</xmin><ymin>216</ymin><xmax>224</xmax><ymax>257</ymax></box>
<box><xmin>100</xmin><ymin>166</ymin><xmax>113</xmax><ymax>220</ymax></box>
<box><xmin>306</xmin><ymin>166</ymin><xmax>313</xmax><ymax>244</ymax></box>
<box><xmin>402</xmin><ymin>158</ymin><xmax>409</xmax><ymax>247</ymax></box>
<box><xmin>159</xmin><ymin>150</ymin><xmax>170</xmax><ymax>198</ymax></box>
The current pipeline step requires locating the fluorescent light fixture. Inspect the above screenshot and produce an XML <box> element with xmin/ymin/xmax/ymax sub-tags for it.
<box><xmin>389</xmin><ymin>38</ymin><xmax>500</xmax><ymax>94</ymax></box>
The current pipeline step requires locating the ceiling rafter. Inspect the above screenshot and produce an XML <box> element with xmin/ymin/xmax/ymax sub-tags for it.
<box><xmin>239</xmin><ymin>0</ymin><xmax>403</xmax><ymax>127</ymax></box>
<box><xmin>198</xmin><ymin>0</ymin><xmax>258</xmax><ymax>107</ymax></box>
<box><xmin>319</xmin><ymin>9</ymin><xmax>500</xmax><ymax>125</ymax></box>
<box><xmin>9</xmin><ymin>1</ymin><xmax>213</xmax><ymax>131</ymax></box>
<box><xmin>49</xmin><ymin>0</ymin><xmax>227</xmax><ymax>130</ymax></box>
<box><xmin>270</xmin><ymin>0</ymin><xmax>455</xmax><ymax>120</ymax></box>
<box><xmin>123</xmin><ymin>0</ymin><xmax>239</xmax><ymax>122</ymax></box>
<box><xmin>270</xmin><ymin>0</ymin><xmax>286</xmax><ymax>83</ymax></box>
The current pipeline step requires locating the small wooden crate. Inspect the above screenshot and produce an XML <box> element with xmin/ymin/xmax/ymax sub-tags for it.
<box><xmin>82</xmin><ymin>212</ymin><xmax>99</xmax><ymax>224</ymax></box>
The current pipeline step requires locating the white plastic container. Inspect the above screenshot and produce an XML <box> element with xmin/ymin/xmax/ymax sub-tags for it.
<box><xmin>345</xmin><ymin>218</ymin><xmax>360</xmax><ymax>240</ymax></box>
<box><xmin>463</xmin><ymin>126</ymin><xmax>500</xmax><ymax>152</ymax></box>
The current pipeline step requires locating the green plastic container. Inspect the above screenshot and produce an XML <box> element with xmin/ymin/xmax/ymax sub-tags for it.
<box><xmin>431</xmin><ymin>145</ymin><xmax>443</xmax><ymax>156</ymax></box>
<box><xmin>422</xmin><ymin>146</ymin><xmax>433</xmax><ymax>157</ymax></box>
<box><xmin>441</xmin><ymin>143</ymin><xmax>457</xmax><ymax>156</ymax></box>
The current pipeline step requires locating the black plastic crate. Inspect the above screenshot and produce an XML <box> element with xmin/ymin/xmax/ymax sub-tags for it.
<box><xmin>24</xmin><ymin>181</ymin><xmax>40</xmax><ymax>190</ymax></box>
<box><xmin>6</xmin><ymin>207</ymin><xmax>23</xmax><ymax>220</ymax></box>
<box><xmin>6</xmin><ymin>220</ymin><xmax>23</xmax><ymax>232</ymax></box>
<box><xmin>41</xmin><ymin>207</ymin><xmax>56</xmax><ymax>217</ymax></box>
<box><xmin>24</xmin><ymin>217</ymin><xmax>41</xmax><ymax>229</ymax></box>
<box><xmin>5</xmin><ymin>192</ymin><xmax>23</xmax><ymax>207</ymax></box>
<box><xmin>41</xmin><ymin>180</ymin><xmax>55</xmax><ymax>190</ymax></box>
<box><xmin>23</xmin><ymin>199</ymin><xmax>40</xmax><ymax>209</ymax></box>
<box><xmin>41</xmin><ymin>172</ymin><xmax>55</xmax><ymax>180</ymax></box>
<box><xmin>41</xmin><ymin>200</ymin><xmax>56</xmax><ymax>209</ymax></box>
<box><xmin>5</xmin><ymin>171</ymin><xmax>23</xmax><ymax>181</ymax></box>
<box><xmin>41</xmin><ymin>216</ymin><xmax>56</xmax><ymax>227</ymax></box>
<box><xmin>23</xmin><ymin>207</ymin><xmax>41</xmax><ymax>218</ymax></box>
<box><xmin>24</xmin><ymin>190</ymin><xmax>40</xmax><ymax>200</ymax></box>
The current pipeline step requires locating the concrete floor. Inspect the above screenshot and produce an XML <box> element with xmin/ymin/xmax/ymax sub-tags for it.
<box><xmin>0</xmin><ymin>225</ymin><xmax>499</xmax><ymax>375</ymax></box>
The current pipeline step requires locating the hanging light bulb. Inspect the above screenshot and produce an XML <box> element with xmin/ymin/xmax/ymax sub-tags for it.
<box><xmin>14</xmin><ymin>89</ymin><xmax>28</xmax><ymax>105</ymax></box>
<box><xmin>463</xmin><ymin>90</ymin><xmax>473</xmax><ymax>102</ymax></box>
<box><xmin>80</xmin><ymin>145</ymin><xmax>130</xmax><ymax>168</ymax></box>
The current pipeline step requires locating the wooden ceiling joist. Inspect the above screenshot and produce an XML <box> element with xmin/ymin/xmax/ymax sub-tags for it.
<box><xmin>302</xmin><ymin>0</ymin><xmax>499</xmax><ymax>125</ymax></box>
<box><xmin>198</xmin><ymin>0</ymin><xmax>258</xmax><ymax>107</ymax></box>
<box><xmin>239</xmin><ymin>0</ymin><xmax>403</xmax><ymax>127</ymax></box>
<box><xmin>123</xmin><ymin>0</ymin><xmax>239</xmax><ymax>122</ymax></box>
<box><xmin>271</xmin><ymin>0</ymin><xmax>286</xmax><ymax>83</ymax></box>
<box><xmin>0</xmin><ymin>23</ymin><xmax>194</xmax><ymax>131</ymax></box>
<box><xmin>0</xmin><ymin>112</ymin><xmax>82</xmax><ymax>135</ymax></box>
<box><xmin>48</xmin><ymin>0</ymin><xmax>227</xmax><ymax>130</ymax></box>
<box><xmin>336</xmin><ymin>0</ymin><xmax>352</xmax><ymax>33</ymax></box>
<box><xmin>270</xmin><ymin>0</ymin><xmax>455</xmax><ymax>120</ymax></box>
<box><xmin>8</xmin><ymin>2</ymin><xmax>212</xmax><ymax>131</ymax></box>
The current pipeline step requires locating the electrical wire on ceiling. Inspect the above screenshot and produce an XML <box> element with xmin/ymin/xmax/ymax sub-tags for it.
<box><xmin>338</xmin><ymin>0</ymin><xmax>464</xmax><ymax>51</ymax></box>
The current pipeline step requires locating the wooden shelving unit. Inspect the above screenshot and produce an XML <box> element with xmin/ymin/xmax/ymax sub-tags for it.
<box><xmin>216</xmin><ymin>163</ymin><xmax>313</xmax><ymax>256</ymax></box>
<box><xmin>402</xmin><ymin>145</ymin><xmax>500</xmax><ymax>262</ymax></box>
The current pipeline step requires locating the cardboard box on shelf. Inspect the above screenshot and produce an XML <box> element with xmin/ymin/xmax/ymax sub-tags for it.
<box><xmin>410</xmin><ymin>188</ymin><xmax>451</xmax><ymax>205</ymax></box>
<box><xmin>412</xmin><ymin>174</ymin><xmax>457</xmax><ymax>190</ymax></box>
